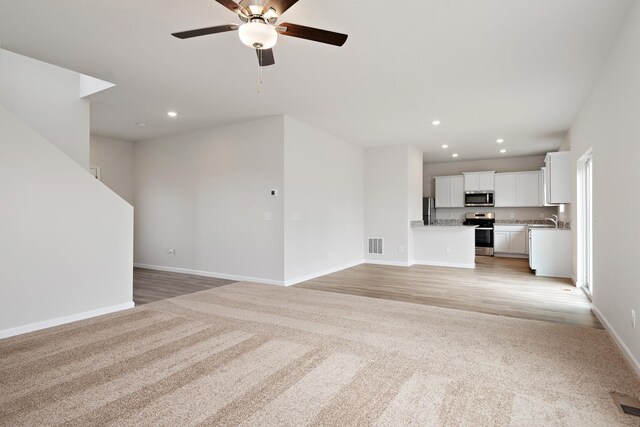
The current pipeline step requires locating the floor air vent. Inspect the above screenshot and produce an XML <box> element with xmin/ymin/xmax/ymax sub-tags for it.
<box><xmin>368</xmin><ymin>238</ymin><xmax>383</xmax><ymax>255</ymax></box>
<box><xmin>611</xmin><ymin>392</ymin><xmax>640</xmax><ymax>417</ymax></box>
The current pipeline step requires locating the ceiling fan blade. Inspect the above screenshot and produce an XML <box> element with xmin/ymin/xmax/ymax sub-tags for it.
<box><xmin>214</xmin><ymin>0</ymin><xmax>247</xmax><ymax>15</ymax></box>
<box><xmin>277</xmin><ymin>23</ymin><xmax>348</xmax><ymax>46</ymax></box>
<box><xmin>262</xmin><ymin>0</ymin><xmax>300</xmax><ymax>16</ymax></box>
<box><xmin>256</xmin><ymin>48</ymin><xmax>275</xmax><ymax>67</ymax></box>
<box><xmin>172</xmin><ymin>24</ymin><xmax>239</xmax><ymax>39</ymax></box>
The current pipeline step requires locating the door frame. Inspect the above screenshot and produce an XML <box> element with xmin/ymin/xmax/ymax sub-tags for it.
<box><xmin>577</xmin><ymin>149</ymin><xmax>593</xmax><ymax>298</ymax></box>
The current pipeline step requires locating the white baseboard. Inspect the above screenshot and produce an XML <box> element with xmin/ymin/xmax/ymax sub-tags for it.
<box><xmin>571</xmin><ymin>275</ymin><xmax>579</xmax><ymax>287</ymax></box>
<box><xmin>363</xmin><ymin>259</ymin><xmax>412</xmax><ymax>267</ymax></box>
<box><xmin>592</xmin><ymin>305</ymin><xmax>640</xmax><ymax>378</ymax></box>
<box><xmin>412</xmin><ymin>260</ymin><xmax>475</xmax><ymax>269</ymax></box>
<box><xmin>284</xmin><ymin>260</ymin><xmax>363</xmax><ymax>286</ymax></box>
<box><xmin>494</xmin><ymin>253</ymin><xmax>528</xmax><ymax>259</ymax></box>
<box><xmin>134</xmin><ymin>263</ymin><xmax>285</xmax><ymax>286</ymax></box>
<box><xmin>0</xmin><ymin>302</ymin><xmax>134</xmax><ymax>340</ymax></box>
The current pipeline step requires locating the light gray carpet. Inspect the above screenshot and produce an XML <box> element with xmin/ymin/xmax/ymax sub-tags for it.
<box><xmin>1</xmin><ymin>282</ymin><xmax>638</xmax><ymax>426</ymax></box>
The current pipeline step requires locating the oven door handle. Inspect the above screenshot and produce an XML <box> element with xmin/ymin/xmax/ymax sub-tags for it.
<box><xmin>475</xmin><ymin>227</ymin><xmax>494</xmax><ymax>230</ymax></box>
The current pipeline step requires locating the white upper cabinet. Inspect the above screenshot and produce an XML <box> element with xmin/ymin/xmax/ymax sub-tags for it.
<box><xmin>434</xmin><ymin>175</ymin><xmax>464</xmax><ymax>208</ymax></box>
<box><xmin>494</xmin><ymin>174</ymin><xmax>516</xmax><ymax>207</ymax></box>
<box><xmin>544</xmin><ymin>152</ymin><xmax>572</xmax><ymax>204</ymax></box>
<box><xmin>435</xmin><ymin>176</ymin><xmax>448</xmax><ymax>208</ymax></box>
<box><xmin>463</xmin><ymin>171</ymin><xmax>495</xmax><ymax>192</ymax></box>
<box><xmin>449</xmin><ymin>175</ymin><xmax>464</xmax><ymax>207</ymax></box>
<box><xmin>494</xmin><ymin>171</ymin><xmax>541</xmax><ymax>207</ymax></box>
<box><xmin>515</xmin><ymin>172</ymin><xmax>541</xmax><ymax>207</ymax></box>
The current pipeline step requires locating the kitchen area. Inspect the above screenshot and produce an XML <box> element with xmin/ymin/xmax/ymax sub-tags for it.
<box><xmin>413</xmin><ymin>152</ymin><xmax>572</xmax><ymax>278</ymax></box>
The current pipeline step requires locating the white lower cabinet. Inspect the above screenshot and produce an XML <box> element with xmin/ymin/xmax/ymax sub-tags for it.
<box><xmin>494</xmin><ymin>231</ymin><xmax>510</xmax><ymax>253</ymax></box>
<box><xmin>510</xmin><ymin>230</ymin><xmax>527</xmax><ymax>253</ymax></box>
<box><xmin>494</xmin><ymin>225</ymin><xmax>528</xmax><ymax>256</ymax></box>
<box><xmin>529</xmin><ymin>229</ymin><xmax>571</xmax><ymax>278</ymax></box>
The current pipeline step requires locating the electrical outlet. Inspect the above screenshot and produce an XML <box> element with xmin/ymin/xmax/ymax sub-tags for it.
<box><xmin>168</xmin><ymin>248</ymin><xmax>175</xmax><ymax>256</ymax></box>
<box><xmin>264</xmin><ymin>212</ymin><xmax>272</xmax><ymax>221</ymax></box>
<box><xmin>446</xmin><ymin>246</ymin><xmax>452</xmax><ymax>254</ymax></box>
<box><xmin>539</xmin><ymin>212</ymin><xmax>544</xmax><ymax>218</ymax></box>
<box><xmin>632</xmin><ymin>310</ymin><xmax>636</xmax><ymax>328</ymax></box>
<box><xmin>398</xmin><ymin>245</ymin><xmax>404</xmax><ymax>253</ymax></box>
<box><xmin>510</xmin><ymin>212</ymin><xmax>515</xmax><ymax>219</ymax></box>
<box><xmin>270</xmin><ymin>189</ymin><xmax>279</xmax><ymax>197</ymax></box>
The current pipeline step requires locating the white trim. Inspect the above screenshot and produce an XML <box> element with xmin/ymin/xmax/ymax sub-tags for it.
<box><xmin>592</xmin><ymin>306</ymin><xmax>640</xmax><ymax>378</ymax></box>
<box><xmin>133</xmin><ymin>263</ymin><xmax>285</xmax><ymax>286</ymax></box>
<box><xmin>89</xmin><ymin>165</ymin><xmax>101</xmax><ymax>180</ymax></box>
<box><xmin>412</xmin><ymin>260</ymin><xmax>475</xmax><ymax>269</ymax></box>
<box><xmin>576</xmin><ymin>149</ymin><xmax>593</xmax><ymax>295</ymax></box>
<box><xmin>0</xmin><ymin>302</ymin><xmax>134</xmax><ymax>340</ymax></box>
<box><xmin>494</xmin><ymin>253</ymin><xmax>528</xmax><ymax>259</ymax></box>
<box><xmin>363</xmin><ymin>259</ymin><xmax>412</xmax><ymax>267</ymax></box>
<box><xmin>284</xmin><ymin>260</ymin><xmax>363</xmax><ymax>287</ymax></box>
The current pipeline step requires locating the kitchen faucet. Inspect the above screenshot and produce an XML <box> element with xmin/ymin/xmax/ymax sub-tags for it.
<box><xmin>545</xmin><ymin>214</ymin><xmax>559</xmax><ymax>228</ymax></box>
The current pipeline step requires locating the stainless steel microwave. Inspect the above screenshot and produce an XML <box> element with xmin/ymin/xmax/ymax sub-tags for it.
<box><xmin>464</xmin><ymin>191</ymin><xmax>494</xmax><ymax>207</ymax></box>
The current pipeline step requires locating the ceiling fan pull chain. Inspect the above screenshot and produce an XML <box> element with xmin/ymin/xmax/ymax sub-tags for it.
<box><xmin>257</xmin><ymin>50</ymin><xmax>263</xmax><ymax>94</ymax></box>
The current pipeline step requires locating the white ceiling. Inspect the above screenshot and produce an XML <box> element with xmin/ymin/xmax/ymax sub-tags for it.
<box><xmin>0</xmin><ymin>0</ymin><xmax>633</xmax><ymax>162</ymax></box>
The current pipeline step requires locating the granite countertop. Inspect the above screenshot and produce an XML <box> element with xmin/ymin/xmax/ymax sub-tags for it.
<box><xmin>410</xmin><ymin>220</ymin><xmax>570</xmax><ymax>230</ymax></box>
<box><xmin>412</xmin><ymin>225</ymin><xmax>477</xmax><ymax>230</ymax></box>
<box><xmin>528</xmin><ymin>226</ymin><xmax>571</xmax><ymax>231</ymax></box>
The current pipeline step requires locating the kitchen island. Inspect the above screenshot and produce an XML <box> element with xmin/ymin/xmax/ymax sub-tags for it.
<box><xmin>412</xmin><ymin>225</ymin><xmax>476</xmax><ymax>268</ymax></box>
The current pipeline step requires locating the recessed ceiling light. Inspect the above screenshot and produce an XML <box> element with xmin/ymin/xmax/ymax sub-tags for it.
<box><xmin>136</xmin><ymin>122</ymin><xmax>147</xmax><ymax>128</ymax></box>
<box><xmin>500</xmin><ymin>149</ymin><xmax>507</xmax><ymax>153</ymax></box>
<box><xmin>496</xmin><ymin>139</ymin><xmax>504</xmax><ymax>143</ymax></box>
<box><xmin>167</xmin><ymin>111</ymin><xmax>178</xmax><ymax>118</ymax></box>
<box><xmin>432</xmin><ymin>120</ymin><xmax>441</xmax><ymax>126</ymax></box>
<box><xmin>452</xmin><ymin>153</ymin><xmax>459</xmax><ymax>158</ymax></box>
<box><xmin>441</xmin><ymin>144</ymin><xmax>449</xmax><ymax>149</ymax></box>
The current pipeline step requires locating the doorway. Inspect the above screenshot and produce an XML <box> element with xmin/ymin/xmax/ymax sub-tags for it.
<box><xmin>578</xmin><ymin>150</ymin><xmax>593</xmax><ymax>296</ymax></box>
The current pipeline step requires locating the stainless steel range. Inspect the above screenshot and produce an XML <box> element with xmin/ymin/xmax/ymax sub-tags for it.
<box><xmin>463</xmin><ymin>212</ymin><xmax>495</xmax><ymax>256</ymax></box>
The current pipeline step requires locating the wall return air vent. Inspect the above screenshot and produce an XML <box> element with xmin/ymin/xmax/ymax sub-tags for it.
<box><xmin>611</xmin><ymin>392</ymin><xmax>640</xmax><ymax>418</ymax></box>
<box><xmin>368</xmin><ymin>238</ymin><xmax>384</xmax><ymax>255</ymax></box>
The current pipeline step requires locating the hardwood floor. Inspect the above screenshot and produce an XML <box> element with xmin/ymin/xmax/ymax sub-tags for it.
<box><xmin>296</xmin><ymin>257</ymin><xmax>602</xmax><ymax>329</ymax></box>
<box><xmin>133</xmin><ymin>268</ymin><xmax>236</xmax><ymax>305</ymax></box>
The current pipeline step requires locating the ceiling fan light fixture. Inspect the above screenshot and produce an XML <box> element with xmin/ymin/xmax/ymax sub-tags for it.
<box><xmin>239</xmin><ymin>21</ymin><xmax>278</xmax><ymax>49</ymax></box>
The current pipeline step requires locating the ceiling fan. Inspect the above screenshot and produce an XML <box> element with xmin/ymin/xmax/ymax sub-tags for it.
<box><xmin>171</xmin><ymin>0</ymin><xmax>348</xmax><ymax>67</ymax></box>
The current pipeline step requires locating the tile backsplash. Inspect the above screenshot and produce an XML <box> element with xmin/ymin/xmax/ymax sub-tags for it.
<box><xmin>435</xmin><ymin>207</ymin><xmax>559</xmax><ymax>221</ymax></box>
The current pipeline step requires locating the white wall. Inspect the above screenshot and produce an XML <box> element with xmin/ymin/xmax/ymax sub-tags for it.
<box><xmin>0</xmin><ymin>48</ymin><xmax>90</xmax><ymax>169</ymax></box>
<box><xmin>283</xmin><ymin>117</ymin><xmax>363</xmax><ymax>284</ymax></box>
<box><xmin>423</xmin><ymin>155</ymin><xmax>546</xmax><ymax>197</ymax></box>
<box><xmin>407</xmin><ymin>146</ymin><xmax>424</xmax><ymax>264</ymax></box>
<box><xmin>90</xmin><ymin>135</ymin><xmax>134</xmax><ymax>204</ymax></box>
<box><xmin>133</xmin><ymin>116</ymin><xmax>285</xmax><ymax>284</ymax></box>
<box><xmin>364</xmin><ymin>145</ymin><xmax>423</xmax><ymax>265</ymax></box>
<box><xmin>0</xmin><ymin>105</ymin><xmax>133</xmax><ymax>336</ymax></box>
<box><xmin>565</xmin><ymin>1</ymin><xmax>640</xmax><ymax>369</ymax></box>
<box><xmin>408</xmin><ymin>146</ymin><xmax>424</xmax><ymax>222</ymax></box>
